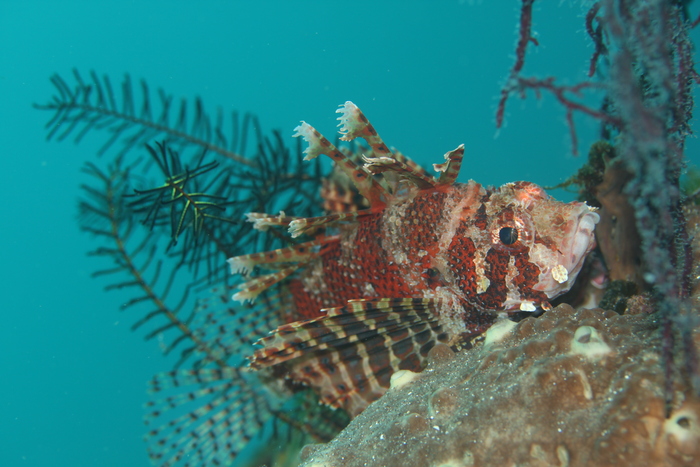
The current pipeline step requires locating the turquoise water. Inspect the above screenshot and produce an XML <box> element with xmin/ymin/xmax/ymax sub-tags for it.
<box><xmin>2</xmin><ymin>1</ymin><xmax>699</xmax><ymax>466</ymax></box>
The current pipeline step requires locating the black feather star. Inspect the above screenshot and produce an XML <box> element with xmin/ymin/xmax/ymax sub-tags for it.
<box><xmin>34</xmin><ymin>69</ymin><xmax>255</xmax><ymax>166</ymax></box>
<box><xmin>38</xmin><ymin>70</ymin><xmax>344</xmax><ymax>466</ymax></box>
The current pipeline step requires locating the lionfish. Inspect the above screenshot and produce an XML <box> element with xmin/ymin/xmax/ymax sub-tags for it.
<box><xmin>229</xmin><ymin>102</ymin><xmax>599</xmax><ymax>418</ymax></box>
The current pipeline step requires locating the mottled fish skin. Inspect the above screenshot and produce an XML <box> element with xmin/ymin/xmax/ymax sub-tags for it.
<box><xmin>289</xmin><ymin>179</ymin><xmax>598</xmax><ymax>329</ymax></box>
<box><xmin>232</xmin><ymin>102</ymin><xmax>599</xmax><ymax>417</ymax></box>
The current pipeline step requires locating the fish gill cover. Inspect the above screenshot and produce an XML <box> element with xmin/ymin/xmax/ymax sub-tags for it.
<box><xmin>33</xmin><ymin>1</ymin><xmax>700</xmax><ymax>466</ymax></box>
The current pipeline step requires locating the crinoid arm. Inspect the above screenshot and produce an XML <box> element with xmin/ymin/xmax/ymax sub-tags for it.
<box><xmin>126</xmin><ymin>142</ymin><xmax>236</xmax><ymax>252</ymax></box>
<box><xmin>71</xmin><ymin>100</ymin><xmax>327</xmax><ymax>465</ymax></box>
<box><xmin>34</xmin><ymin>69</ymin><xmax>255</xmax><ymax>166</ymax></box>
<box><xmin>144</xmin><ymin>286</ymin><xmax>350</xmax><ymax>466</ymax></box>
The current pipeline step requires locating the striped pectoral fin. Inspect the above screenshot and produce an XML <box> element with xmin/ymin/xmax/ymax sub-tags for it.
<box><xmin>248</xmin><ymin>297</ymin><xmax>452</xmax><ymax>417</ymax></box>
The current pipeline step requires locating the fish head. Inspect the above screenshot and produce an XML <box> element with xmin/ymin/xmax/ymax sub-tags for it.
<box><xmin>484</xmin><ymin>181</ymin><xmax>599</xmax><ymax>311</ymax></box>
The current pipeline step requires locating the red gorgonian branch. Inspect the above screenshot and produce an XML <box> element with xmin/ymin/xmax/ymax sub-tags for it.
<box><xmin>496</xmin><ymin>0</ymin><xmax>619</xmax><ymax>155</ymax></box>
<box><xmin>586</xmin><ymin>2</ymin><xmax>608</xmax><ymax>77</ymax></box>
<box><xmin>495</xmin><ymin>0</ymin><xmax>537</xmax><ymax>129</ymax></box>
<box><xmin>511</xmin><ymin>77</ymin><xmax>621</xmax><ymax>154</ymax></box>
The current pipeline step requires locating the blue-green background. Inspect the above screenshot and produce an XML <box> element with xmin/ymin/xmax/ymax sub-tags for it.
<box><xmin>2</xmin><ymin>1</ymin><xmax>699</xmax><ymax>466</ymax></box>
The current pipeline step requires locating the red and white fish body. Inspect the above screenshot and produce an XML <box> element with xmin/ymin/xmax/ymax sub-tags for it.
<box><xmin>229</xmin><ymin>102</ymin><xmax>599</xmax><ymax>417</ymax></box>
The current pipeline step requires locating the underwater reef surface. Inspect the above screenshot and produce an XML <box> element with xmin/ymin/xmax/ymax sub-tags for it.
<box><xmin>296</xmin><ymin>2</ymin><xmax>700</xmax><ymax>465</ymax></box>
<box><xmin>298</xmin><ymin>302</ymin><xmax>700</xmax><ymax>467</ymax></box>
<box><xmin>25</xmin><ymin>0</ymin><xmax>700</xmax><ymax>465</ymax></box>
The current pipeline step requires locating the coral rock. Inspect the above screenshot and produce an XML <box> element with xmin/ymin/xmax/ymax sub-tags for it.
<box><xmin>299</xmin><ymin>304</ymin><xmax>700</xmax><ymax>467</ymax></box>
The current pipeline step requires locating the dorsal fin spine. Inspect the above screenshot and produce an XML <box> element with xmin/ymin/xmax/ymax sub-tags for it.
<box><xmin>293</xmin><ymin>121</ymin><xmax>387</xmax><ymax>208</ymax></box>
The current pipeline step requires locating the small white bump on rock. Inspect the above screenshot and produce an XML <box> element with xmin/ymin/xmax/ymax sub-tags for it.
<box><xmin>570</xmin><ymin>326</ymin><xmax>611</xmax><ymax>361</ymax></box>
<box><xmin>664</xmin><ymin>405</ymin><xmax>700</xmax><ymax>454</ymax></box>
<box><xmin>483</xmin><ymin>319</ymin><xmax>517</xmax><ymax>347</ymax></box>
<box><xmin>390</xmin><ymin>369</ymin><xmax>420</xmax><ymax>389</ymax></box>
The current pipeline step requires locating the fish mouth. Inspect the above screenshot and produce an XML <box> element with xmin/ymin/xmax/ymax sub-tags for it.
<box><xmin>565</xmin><ymin>209</ymin><xmax>600</xmax><ymax>276</ymax></box>
<box><xmin>511</xmin><ymin>206</ymin><xmax>600</xmax><ymax>309</ymax></box>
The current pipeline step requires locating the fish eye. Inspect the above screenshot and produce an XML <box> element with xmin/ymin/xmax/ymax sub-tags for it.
<box><xmin>499</xmin><ymin>226</ymin><xmax>519</xmax><ymax>245</ymax></box>
<box><xmin>489</xmin><ymin>211</ymin><xmax>532</xmax><ymax>253</ymax></box>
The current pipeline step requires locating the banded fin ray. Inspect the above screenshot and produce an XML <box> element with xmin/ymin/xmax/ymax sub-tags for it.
<box><xmin>320</xmin><ymin>147</ymin><xmax>433</xmax><ymax>212</ymax></box>
<box><xmin>362</xmin><ymin>154</ymin><xmax>437</xmax><ymax>190</ymax></box>
<box><xmin>249</xmin><ymin>298</ymin><xmax>452</xmax><ymax>416</ymax></box>
<box><xmin>244</xmin><ymin>211</ymin><xmax>301</xmax><ymax>231</ymax></box>
<box><xmin>287</xmin><ymin>208</ymin><xmax>381</xmax><ymax>238</ymax></box>
<box><xmin>232</xmin><ymin>266</ymin><xmax>299</xmax><ymax>303</ymax></box>
<box><xmin>227</xmin><ymin>236</ymin><xmax>337</xmax><ymax>274</ymax></box>
<box><xmin>434</xmin><ymin>144</ymin><xmax>465</xmax><ymax>187</ymax></box>
<box><xmin>253</xmin><ymin>306</ymin><xmax>431</xmax><ymax>364</ymax></box>
<box><xmin>391</xmin><ymin>149</ymin><xmax>433</xmax><ymax>180</ymax></box>
<box><xmin>293</xmin><ymin>120</ymin><xmax>387</xmax><ymax>208</ymax></box>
